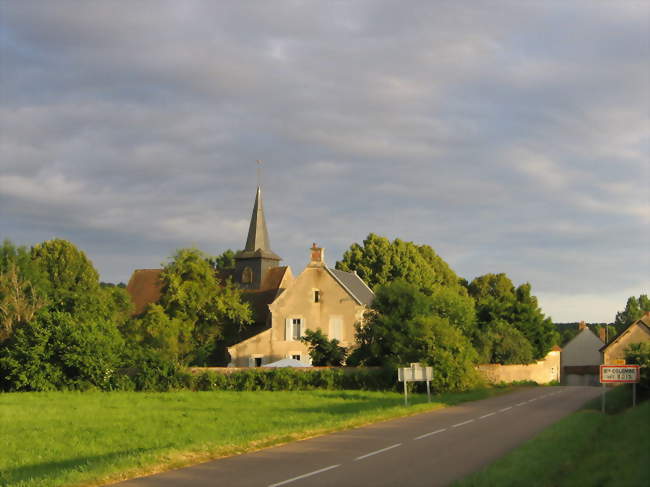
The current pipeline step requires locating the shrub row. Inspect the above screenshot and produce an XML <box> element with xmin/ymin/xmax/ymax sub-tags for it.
<box><xmin>191</xmin><ymin>367</ymin><xmax>397</xmax><ymax>392</ymax></box>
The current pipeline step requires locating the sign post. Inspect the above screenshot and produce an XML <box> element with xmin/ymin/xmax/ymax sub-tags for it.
<box><xmin>398</xmin><ymin>363</ymin><xmax>433</xmax><ymax>406</ymax></box>
<box><xmin>599</xmin><ymin>365</ymin><xmax>641</xmax><ymax>412</ymax></box>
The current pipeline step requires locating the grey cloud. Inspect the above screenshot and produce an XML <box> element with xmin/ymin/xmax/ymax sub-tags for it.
<box><xmin>1</xmin><ymin>1</ymin><xmax>648</xmax><ymax>321</ymax></box>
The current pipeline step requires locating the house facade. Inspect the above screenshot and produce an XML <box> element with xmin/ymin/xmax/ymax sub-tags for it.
<box><xmin>560</xmin><ymin>321</ymin><xmax>604</xmax><ymax>385</ymax></box>
<box><xmin>126</xmin><ymin>185</ymin><xmax>374</xmax><ymax>367</ymax></box>
<box><xmin>600</xmin><ymin>312</ymin><xmax>650</xmax><ymax>364</ymax></box>
<box><xmin>228</xmin><ymin>243</ymin><xmax>373</xmax><ymax>366</ymax></box>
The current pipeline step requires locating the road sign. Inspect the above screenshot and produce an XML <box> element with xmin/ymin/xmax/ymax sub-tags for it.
<box><xmin>398</xmin><ymin>366</ymin><xmax>433</xmax><ymax>382</ymax></box>
<box><xmin>599</xmin><ymin>365</ymin><xmax>640</xmax><ymax>383</ymax></box>
<box><xmin>397</xmin><ymin>363</ymin><xmax>433</xmax><ymax>405</ymax></box>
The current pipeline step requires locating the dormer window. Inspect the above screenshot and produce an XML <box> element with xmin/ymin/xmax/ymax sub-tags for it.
<box><xmin>242</xmin><ymin>267</ymin><xmax>253</xmax><ymax>284</ymax></box>
<box><xmin>314</xmin><ymin>290</ymin><xmax>321</xmax><ymax>303</ymax></box>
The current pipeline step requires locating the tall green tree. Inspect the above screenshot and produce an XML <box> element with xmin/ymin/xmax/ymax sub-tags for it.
<box><xmin>615</xmin><ymin>295</ymin><xmax>650</xmax><ymax>330</ymax></box>
<box><xmin>336</xmin><ymin>233</ymin><xmax>461</xmax><ymax>293</ymax></box>
<box><xmin>468</xmin><ymin>273</ymin><xmax>557</xmax><ymax>360</ymax></box>
<box><xmin>348</xmin><ymin>280</ymin><xmax>479</xmax><ymax>391</ymax></box>
<box><xmin>30</xmin><ymin>239</ymin><xmax>103</xmax><ymax>318</ymax></box>
<box><xmin>159</xmin><ymin>248</ymin><xmax>252</xmax><ymax>365</ymax></box>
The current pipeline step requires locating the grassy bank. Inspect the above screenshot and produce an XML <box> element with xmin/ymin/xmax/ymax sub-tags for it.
<box><xmin>455</xmin><ymin>385</ymin><xmax>650</xmax><ymax>487</ymax></box>
<box><xmin>2</xmin><ymin>386</ymin><xmax>511</xmax><ymax>487</ymax></box>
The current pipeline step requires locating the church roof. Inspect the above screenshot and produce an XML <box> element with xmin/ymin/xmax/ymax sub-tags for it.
<box><xmin>236</xmin><ymin>186</ymin><xmax>281</xmax><ymax>261</ymax></box>
<box><xmin>327</xmin><ymin>268</ymin><xmax>375</xmax><ymax>306</ymax></box>
<box><xmin>126</xmin><ymin>269</ymin><xmax>163</xmax><ymax>315</ymax></box>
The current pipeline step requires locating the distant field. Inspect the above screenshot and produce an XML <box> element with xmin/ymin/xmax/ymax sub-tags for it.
<box><xmin>455</xmin><ymin>385</ymin><xmax>650</xmax><ymax>487</ymax></box>
<box><xmin>2</xmin><ymin>387</ymin><xmax>508</xmax><ymax>487</ymax></box>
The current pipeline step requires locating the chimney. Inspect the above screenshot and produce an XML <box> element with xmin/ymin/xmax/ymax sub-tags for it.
<box><xmin>309</xmin><ymin>243</ymin><xmax>325</xmax><ymax>266</ymax></box>
<box><xmin>578</xmin><ymin>320</ymin><xmax>587</xmax><ymax>331</ymax></box>
<box><xmin>599</xmin><ymin>327</ymin><xmax>606</xmax><ymax>343</ymax></box>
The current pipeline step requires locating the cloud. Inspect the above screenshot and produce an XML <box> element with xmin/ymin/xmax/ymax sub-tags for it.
<box><xmin>1</xmin><ymin>1</ymin><xmax>648</xmax><ymax>321</ymax></box>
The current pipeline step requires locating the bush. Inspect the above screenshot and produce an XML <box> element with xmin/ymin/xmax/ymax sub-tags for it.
<box><xmin>0</xmin><ymin>310</ymin><xmax>124</xmax><ymax>391</ymax></box>
<box><xmin>191</xmin><ymin>367</ymin><xmax>398</xmax><ymax>392</ymax></box>
<box><xmin>124</xmin><ymin>348</ymin><xmax>190</xmax><ymax>392</ymax></box>
<box><xmin>625</xmin><ymin>342</ymin><xmax>650</xmax><ymax>390</ymax></box>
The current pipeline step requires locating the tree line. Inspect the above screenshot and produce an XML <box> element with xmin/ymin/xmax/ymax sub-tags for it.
<box><xmin>1</xmin><ymin>233</ymin><xmax>643</xmax><ymax>392</ymax></box>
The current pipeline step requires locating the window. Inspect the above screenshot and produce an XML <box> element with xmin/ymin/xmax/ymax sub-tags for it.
<box><xmin>314</xmin><ymin>290</ymin><xmax>321</xmax><ymax>303</ymax></box>
<box><xmin>329</xmin><ymin>316</ymin><xmax>343</xmax><ymax>341</ymax></box>
<box><xmin>291</xmin><ymin>354</ymin><xmax>301</xmax><ymax>361</ymax></box>
<box><xmin>254</xmin><ymin>357</ymin><xmax>263</xmax><ymax>367</ymax></box>
<box><xmin>242</xmin><ymin>267</ymin><xmax>253</xmax><ymax>284</ymax></box>
<box><xmin>292</xmin><ymin>318</ymin><xmax>301</xmax><ymax>340</ymax></box>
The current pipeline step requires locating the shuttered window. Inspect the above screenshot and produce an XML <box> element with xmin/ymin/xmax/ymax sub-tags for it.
<box><xmin>329</xmin><ymin>316</ymin><xmax>343</xmax><ymax>341</ymax></box>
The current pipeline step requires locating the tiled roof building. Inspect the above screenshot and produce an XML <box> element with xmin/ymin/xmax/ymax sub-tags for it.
<box><xmin>126</xmin><ymin>185</ymin><xmax>374</xmax><ymax>366</ymax></box>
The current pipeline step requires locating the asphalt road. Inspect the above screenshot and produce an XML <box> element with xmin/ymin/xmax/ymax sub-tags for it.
<box><xmin>115</xmin><ymin>386</ymin><xmax>601</xmax><ymax>487</ymax></box>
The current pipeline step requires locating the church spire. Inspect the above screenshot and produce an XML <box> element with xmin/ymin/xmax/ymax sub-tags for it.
<box><xmin>235</xmin><ymin>183</ymin><xmax>281</xmax><ymax>290</ymax></box>
<box><xmin>244</xmin><ymin>186</ymin><xmax>272</xmax><ymax>253</ymax></box>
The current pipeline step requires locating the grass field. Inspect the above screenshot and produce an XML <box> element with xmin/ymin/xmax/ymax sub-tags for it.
<box><xmin>455</xmin><ymin>385</ymin><xmax>650</xmax><ymax>487</ymax></box>
<box><xmin>1</xmin><ymin>387</ymin><xmax>510</xmax><ymax>487</ymax></box>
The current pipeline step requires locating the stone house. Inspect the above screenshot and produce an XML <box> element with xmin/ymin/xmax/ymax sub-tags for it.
<box><xmin>560</xmin><ymin>321</ymin><xmax>604</xmax><ymax>385</ymax></box>
<box><xmin>126</xmin><ymin>185</ymin><xmax>374</xmax><ymax>366</ymax></box>
<box><xmin>600</xmin><ymin>312</ymin><xmax>650</xmax><ymax>364</ymax></box>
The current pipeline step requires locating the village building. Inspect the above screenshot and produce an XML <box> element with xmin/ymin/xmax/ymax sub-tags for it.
<box><xmin>600</xmin><ymin>311</ymin><xmax>650</xmax><ymax>364</ymax></box>
<box><xmin>560</xmin><ymin>321</ymin><xmax>604</xmax><ymax>386</ymax></box>
<box><xmin>126</xmin><ymin>185</ymin><xmax>374</xmax><ymax>367</ymax></box>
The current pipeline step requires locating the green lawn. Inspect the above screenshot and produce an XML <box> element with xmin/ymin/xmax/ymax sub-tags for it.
<box><xmin>455</xmin><ymin>385</ymin><xmax>650</xmax><ymax>487</ymax></box>
<box><xmin>1</xmin><ymin>387</ymin><xmax>506</xmax><ymax>487</ymax></box>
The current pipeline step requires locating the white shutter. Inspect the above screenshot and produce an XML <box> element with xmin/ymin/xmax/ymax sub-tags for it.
<box><xmin>300</xmin><ymin>318</ymin><xmax>306</xmax><ymax>338</ymax></box>
<box><xmin>248</xmin><ymin>356</ymin><xmax>255</xmax><ymax>367</ymax></box>
<box><xmin>329</xmin><ymin>316</ymin><xmax>342</xmax><ymax>341</ymax></box>
<box><xmin>285</xmin><ymin>318</ymin><xmax>292</xmax><ymax>341</ymax></box>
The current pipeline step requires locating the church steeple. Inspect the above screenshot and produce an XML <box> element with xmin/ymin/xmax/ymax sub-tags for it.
<box><xmin>234</xmin><ymin>185</ymin><xmax>281</xmax><ymax>289</ymax></box>
<box><xmin>244</xmin><ymin>186</ymin><xmax>272</xmax><ymax>254</ymax></box>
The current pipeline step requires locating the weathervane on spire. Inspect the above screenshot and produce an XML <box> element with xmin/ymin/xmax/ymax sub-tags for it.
<box><xmin>256</xmin><ymin>160</ymin><xmax>262</xmax><ymax>187</ymax></box>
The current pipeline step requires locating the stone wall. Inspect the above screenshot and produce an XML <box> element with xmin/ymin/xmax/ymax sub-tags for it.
<box><xmin>476</xmin><ymin>349</ymin><xmax>561</xmax><ymax>384</ymax></box>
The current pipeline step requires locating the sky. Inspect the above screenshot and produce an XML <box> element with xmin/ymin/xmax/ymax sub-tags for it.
<box><xmin>0</xmin><ymin>1</ymin><xmax>648</xmax><ymax>323</ymax></box>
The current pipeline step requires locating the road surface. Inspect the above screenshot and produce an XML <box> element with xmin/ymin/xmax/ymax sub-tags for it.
<box><xmin>115</xmin><ymin>386</ymin><xmax>601</xmax><ymax>487</ymax></box>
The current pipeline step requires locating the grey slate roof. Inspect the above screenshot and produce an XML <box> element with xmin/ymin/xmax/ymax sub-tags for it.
<box><xmin>328</xmin><ymin>268</ymin><xmax>375</xmax><ymax>306</ymax></box>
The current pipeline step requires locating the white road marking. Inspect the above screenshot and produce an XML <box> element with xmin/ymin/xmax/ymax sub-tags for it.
<box><xmin>528</xmin><ymin>398</ymin><xmax>537</xmax><ymax>402</ymax></box>
<box><xmin>355</xmin><ymin>443</ymin><xmax>402</xmax><ymax>461</ymax></box>
<box><xmin>268</xmin><ymin>464</ymin><xmax>341</xmax><ymax>487</ymax></box>
<box><xmin>499</xmin><ymin>406</ymin><xmax>512</xmax><ymax>412</ymax></box>
<box><xmin>516</xmin><ymin>402</ymin><xmax>527</xmax><ymax>406</ymax></box>
<box><xmin>479</xmin><ymin>412</ymin><xmax>496</xmax><ymax>419</ymax></box>
<box><xmin>452</xmin><ymin>419</ymin><xmax>475</xmax><ymax>428</ymax></box>
<box><xmin>414</xmin><ymin>428</ymin><xmax>447</xmax><ymax>440</ymax></box>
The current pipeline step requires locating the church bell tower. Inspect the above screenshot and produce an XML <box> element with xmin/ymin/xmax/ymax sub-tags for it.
<box><xmin>234</xmin><ymin>186</ymin><xmax>281</xmax><ymax>290</ymax></box>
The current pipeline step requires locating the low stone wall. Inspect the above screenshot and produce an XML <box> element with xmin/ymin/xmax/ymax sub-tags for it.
<box><xmin>476</xmin><ymin>349</ymin><xmax>561</xmax><ymax>384</ymax></box>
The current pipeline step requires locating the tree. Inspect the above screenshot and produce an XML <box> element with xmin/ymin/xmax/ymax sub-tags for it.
<box><xmin>468</xmin><ymin>273</ymin><xmax>557</xmax><ymax>360</ymax></box>
<box><xmin>300</xmin><ymin>329</ymin><xmax>347</xmax><ymax>366</ymax></box>
<box><xmin>348</xmin><ymin>280</ymin><xmax>480</xmax><ymax>391</ymax></box>
<box><xmin>474</xmin><ymin>319</ymin><xmax>534</xmax><ymax>364</ymax></box>
<box><xmin>207</xmin><ymin>249</ymin><xmax>236</xmax><ymax>272</ymax></box>
<box><xmin>122</xmin><ymin>304</ymin><xmax>192</xmax><ymax>362</ymax></box>
<box><xmin>30</xmin><ymin>239</ymin><xmax>103</xmax><ymax>318</ymax></box>
<box><xmin>510</xmin><ymin>283</ymin><xmax>558</xmax><ymax>359</ymax></box>
<box><xmin>0</xmin><ymin>310</ymin><xmax>124</xmax><ymax>391</ymax></box>
<box><xmin>625</xmin><ymin>342</ymin><xmax>650</xmax><ymax>390</ymax></box>
<box><xmin>159</xmin><ymin>248</ymin><xmax>252</xmax><ymax>365</ymax></box>
<box><xmin>336</xmin><ymin>233</ymin><xmax>461</xmax><ymax>293</ymax></box>
<box><xmin>615</xmin><ymin>295</ymin><xmax>650</xmax><ymax>331</ymax></box>
<box><xmin>0</xmin><ymin>262</ymin><xmax>46</xmax><ymax>342</ymax></box>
